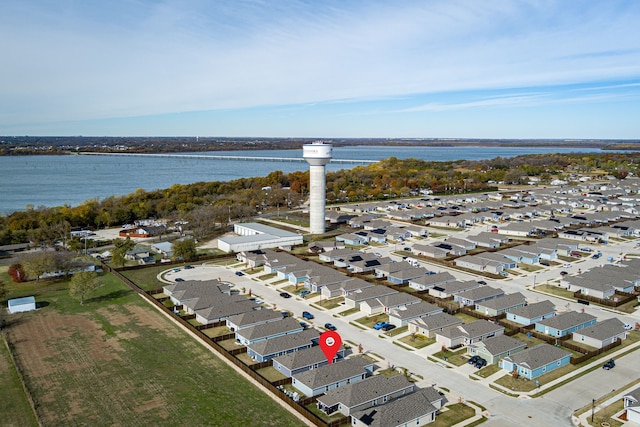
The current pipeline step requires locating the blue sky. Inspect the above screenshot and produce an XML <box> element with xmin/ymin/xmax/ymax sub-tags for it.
<box><xmin>1</xmin><ymin>0</ymin><xmax>639</xmax><ymax>139</ymax></box>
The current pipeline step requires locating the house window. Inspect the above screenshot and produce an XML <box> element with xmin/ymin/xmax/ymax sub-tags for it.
<box><xmin>542</xmin><ymin>366</ymin><xmax>546</xmax><ymax>372</ymax></box>
<box><xmin>581</xmin><ymin>336</ymin><xmax>584</xmax><ymax>341</ymax></box>
<box><xmin>557</xmin><ymin>361</ymin><xmax>561</xmax><ymax>366</ymax></box>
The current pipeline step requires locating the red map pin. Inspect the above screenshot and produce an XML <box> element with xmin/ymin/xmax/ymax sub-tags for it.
<box><xmin>319</xmin><ymin>330</ymin><xmax>342</xmax><ymax>364</ymax></box>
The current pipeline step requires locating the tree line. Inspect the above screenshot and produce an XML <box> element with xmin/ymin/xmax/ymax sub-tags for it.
<box><xmin>1</xmin><ymin>152</ymin><xmax>639</xmax><ymax>246</ymax></box>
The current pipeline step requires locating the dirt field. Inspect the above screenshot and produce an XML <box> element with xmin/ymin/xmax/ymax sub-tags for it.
<box><xmin>4</xmin><ymin>285</ymin><xmax>302</xmax><ymax>427</ymax></box>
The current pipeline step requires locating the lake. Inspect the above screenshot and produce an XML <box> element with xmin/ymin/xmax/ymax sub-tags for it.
<box><xmin>0</xmin><ymin>145</ymin><xmax>616</xmax><ymax>215</ymax></box>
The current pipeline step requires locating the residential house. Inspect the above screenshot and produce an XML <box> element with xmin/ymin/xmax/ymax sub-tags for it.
<box><xmin>194</xmin><ymin>299</ymin><xmax>259</xmax><ymax>325</ymax></box>
<box><xmin>247</xmin><ymin>329</ymin><xmax>320</xmax><ymax>362</ymax></box>
<box><xmin>226</xmin><ymin>309</ymin><xmax>283</xmax><ymax>331</ymax></box>
<box><xmin>387</xmin><ymin>266</ymin><xmax>429</xmax><ymax>285</ymax></box>
<box><xmin>411</xmin><ymin>244</ymin><xmax>449</xmax><ymax>259</ymax></box>
<box><xmin>350</xmin><ymin>387</ymin><xmax>442</xmax><ymax>427</ymax></box>
<box><xmin>272</xmin><ymin>345</ymin><xmax>345</xmax><ymax>378</ymax></box>
<box><xmin>623</xmin><ymin>386</ymin><xmax>640</xmax><ymax>425</ymax></box>
<box><xmin>571</xmin><ymin>318</ymin><xmax>627</xmax><ymax>349</ymax></box>
<box><xmin>316</xmin><ymin>374</ymin><xmax>415</xmax><ymax>416</ymax></box>
<box><xmin>408</xmin><ymin>312</ymin><xmax>464</xmax><ymax>338</ymax></box>
<box><xmin>360</xmin><ymin>292</ymin><xmax>421</xmax><ymax>316</ymax></box>
<box><xmin>500</xmin><ymin>343</ymin><xmax>572</xmax><ymax>380</ymax></box>
<box><xmin>292</xmin><ymin>356</ymin><xmax>374</xmax><ymax>397</ymax></box>
<box><xmin>506</xmin><ymin>300</ymin><xmax>556</xmax><ymax>326</ymax></box>
<box><xmin>474</xmin><ymin>292</ymin><xmax>527</xmax><ymax>316</ymax></box>
<box><xmin>428</xmin><ymin>280</ymin><xmax>481</xmax><ymax>299</ymax></box>
<box><xmin>408</xmin><ymin>272</ymin><xmax>457</xmax><ymax>292</ymax></box>
<box><xmin>453</xmin><ymin>286</ymin><xmax>505</xmax><ymax>307</ymax></box>
<box><xmin>467</xmin><ymin>334</ymin><xmax>527</xmax><ymax>364</ymax></box>
<box><xmin>321</xmin><ymin>278</ymin><xmax>374</xmax><ymax>299</ymax></box>
<box><xmin>387</xmin><ymin>301</ymin><xmax>443</xmax><ymax>327</ymax></box>
<box><xmin>235</xmin><ymin>317</ymin><xmax>304</xmax><ymax>346</ymax></box>
<box><xmin>435</xmin><ymin>320</ymin><xmax>505</xmax><ymax>348</ymax></box>
<box><xmin>344</xmin><ymin>286</ymin><xmax>398</xmax><ymax>309</ymax></box>
<box><xmin>535</xmin><ymin>311</ymin><xmax>597</xmax><ymax>337</ymax></box>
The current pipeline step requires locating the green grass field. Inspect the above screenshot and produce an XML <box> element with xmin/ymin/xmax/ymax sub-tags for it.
<box><xmin>0</xmin><ymin>272</ymin><xmax>302</xmax><ymax>427</ymax></box>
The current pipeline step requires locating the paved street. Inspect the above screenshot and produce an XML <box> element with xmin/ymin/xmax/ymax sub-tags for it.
<box><xmin>168</xmin><ymin>224</ymin><xmax>640</xmax><ymax>426</ymax></box>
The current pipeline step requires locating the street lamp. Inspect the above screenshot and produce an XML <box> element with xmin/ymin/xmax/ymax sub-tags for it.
<box><xmin>591</xmin><ymin>398</ymin><xmax>595</xmax><ymax>423</ymax></box>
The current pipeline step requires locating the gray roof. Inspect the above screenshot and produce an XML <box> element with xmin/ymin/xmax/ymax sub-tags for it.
<box><xmin>433</xmin><ymin>280</ymin><xmax>481</xmax><ymax>294</ymax></box>
<box><xmin>454</xmin><ymin>286</ymin><xmax>504</xmax><ymax>301</ymax></box>
<box><xmin>475</xmin><ymin>292</ymin><xmax>526</xmax><ymax>311</ymax></box>
<box><xmin>411</xmin><ymin>312</ymin><xmax>463</xmax><ymax>330</ymax></box>
<box><xmin>471</xmin><ymin>334</ymin><xmax>526</xmax><ymax>356</ymax></box>
<box><xmin>572</xmin><ymin>318</ymin><xmax>626</xmax><ymax>341</ymax></box>
<box><xmin>272</xmin><ymin>345</ymin><xmax>338</xmax><ymax>371</ymax></box>
<box><xmin>293</xmin><ymin>356</ymin><xmax>373</xmax><ymax>390</ymax></box>
<box><xmin>536</xmin><ymin>311</ymin><xmax>596</xmax><ymax>331</ymax></box>
<box><xmin>226</xmin><ymin>309</ymin><xmax>283</xmax><ymax>328</ymax></box>
<box><xmin>443</xmin><ymin>320</ymin><xmax>504</xmax><ymax>340</ymax></box>
<box><xmin>236</xmin><ymin>317</ymin><xmax>303</xmax><ymax>341</ymax></box>
<box><xmin>195</xmin><ymin>300</ymin><xmax>258</xmax><ymax>321</ymax></box>
<box><xmin>346</xmin><ymin>286</ymin><xmax>398</xmax><ymax>303</ymax></box>
<box><xmin>351</xmin><ymin>387</ymin><xmax>440</xmax><ymax>427</ymax></box>
<box><xmin>508</xmin><ymin>300</ymin><xmax>556</xmax><ymax>320</ymax></box>
<box><xmin>408</xmin><ymin>271</ymin><xmax>457</xmax><ymax>288</ymax></box>
<box><xmin>248</xmin><ymin>329</ymin><xmax>319</xmax><ymax>357</ymax></box>
<box><xmin>389</xmin><ymin>301</ymin><xmax>442</xmax><ymax>320</ymax></box>
<box><xmin>503</xmin><ymin>343</ymin><xmax>571</xmax><ymax>370</ymax></box>
<box><xmin>316</xmin><ymin>374</ymin><xmax>414</xmax><ymax>409</ymax></box>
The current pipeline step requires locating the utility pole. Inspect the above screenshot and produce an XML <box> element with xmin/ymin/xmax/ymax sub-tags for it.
<box><xmin>591</xmin><ymin>398</ymin><xmax>595</xmax><ymax>423</ymax></box>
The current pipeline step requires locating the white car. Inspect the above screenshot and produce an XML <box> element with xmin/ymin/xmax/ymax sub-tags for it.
<box><xmin>624</xmin><ymin>324</ymin><xmax>633</xmax><ymax>331</ymax></box>
<box><xmin>563</xmin><ymin>263</ymin><xmax>571</xmax><ymax>268</ymax></box>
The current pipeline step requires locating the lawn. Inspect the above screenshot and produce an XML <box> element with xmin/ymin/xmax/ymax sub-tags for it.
<box><xmin>313</xmin><ymin>297</ymin><xmax>344</xmax><ymax>310</ymax></box>
<box><xmin>355</xmin><ymin>313</ymin><xmax>389</xmax><ymax>328</ymax></box>
<box><xmin>432</xmin><ymin>347</ymin><xmax>468</xmax><ymax>366</ymax></box>
<box><xmin>398</xmin><ymin>334</ymin><xmax>435</xmax><ymax>349</ymax></box>
<box><xmin>0</xmin><ymin>336</ymin><xmax>38</xmax><ymax>427</ymax></box>
<box><xmin>338</xmin><ymin>307</ymin><xmax>360</xmax><ymax>317</ymax></box>
<box><xmin>533</xmin><ymin>283</ymin><xmax>575</xmax><ymax>299</ymax></box>
<box><xmin>1</xmin><ymin>274</ymin><xmax>302</xmax><ymax>427</ymax></box>
<box><xmin>431</xmin><ymin>403</ymin><xmax>476</xmax><ymax>427</ymax></box>
<box><xmin>119</xmin><ymin>265</ymin><xmax>168</xmax><ymax>291</ymax></box>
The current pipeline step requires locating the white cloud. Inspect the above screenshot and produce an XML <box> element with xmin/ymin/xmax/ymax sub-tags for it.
<box><xmin>1</xmin><ymin>0</ymin><xmax>639</xmax><ymax>128</ymax></box>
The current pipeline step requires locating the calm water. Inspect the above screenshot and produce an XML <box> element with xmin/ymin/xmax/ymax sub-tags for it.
<box><xmin>0</xmin><ymin>145</ymin><xmax>615</xmax><ymax>215</ymax></box>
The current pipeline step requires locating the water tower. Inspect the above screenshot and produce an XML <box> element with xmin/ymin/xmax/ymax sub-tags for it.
<box><xmin>303</xmin><ymin>142</ymin><xmax>332</xmax><ymax>234</ymax></box>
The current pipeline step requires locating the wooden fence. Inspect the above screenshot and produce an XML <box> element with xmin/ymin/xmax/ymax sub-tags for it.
<box><xmin>104</xmin><ymin>261</ymin><xmax>338</xmax><ymax>427</ymax></box>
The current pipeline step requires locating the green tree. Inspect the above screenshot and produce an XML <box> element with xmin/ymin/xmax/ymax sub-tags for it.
<box><xmin>172</xmin><ymin>239</ymin><xmax>197</xmax><ymax>261</ymax></box>
<box><xmin>69</xmin><ymin>271</ymin><xmax>101</xmax><ymax>304</ymax></box>
<box><xmin>20</xmin><ymin>251</ymin><xmax>57</xmax><ymax>281</ymax></box>
<box><xmin>110</xmin><ymin>237</ymin><xmax>135</xmax><ymax>267</ymax></box>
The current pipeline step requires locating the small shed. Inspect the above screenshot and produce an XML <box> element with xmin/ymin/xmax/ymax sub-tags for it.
<box><xmin>8</xmin><ymin>296</ymin><xmax>36</xmax><ymax>314</ymax></box>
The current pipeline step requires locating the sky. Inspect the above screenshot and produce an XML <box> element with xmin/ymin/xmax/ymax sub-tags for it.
<box><xmin>1</xmin><ymin>0</ymin><xmax>639</xmax><ymax>139</ymax></box>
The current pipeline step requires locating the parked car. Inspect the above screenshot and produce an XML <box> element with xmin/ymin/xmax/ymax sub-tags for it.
<box><xmin>299</xmin><ymin>290</ymin><xmax>311</xmax><ymax>298</ymax></box>
<box><xmin>382</xmin><ymin>324</ymin><xmax>396</xmax><ymax>332</ymax></box>
<box><xmin>624</xmin><ymin>324</ymin><xmax>633</xmax><ymax>331</ymax></box>
<box><xmin>175</xmin><ymin>277</ymin><xmax>184</xmax><ymax>282</ymax></box>
<box><xmin>560</xmin><ymin>271</ymin><xmax>568</xmax><ymax>276</ymax></box>
<box><xmin>474</xmin><ymin>358</ymin><xmax>487</xmax><ymax>369</ymax></box>
<box><xmin>468</xmin><ymin>355</ymin><xmax>480</xmax><ymax>365</ymax></box>
<box><xmin>279</xmin><ymin>292</ymin><xmax>291</xmax><ymax>298</ymax></box>
<box><xmin>373</xmin><ymin>321</ymin><xmax>389</xmax><ymax>330</ymax></box>
<box><xmin>235</xmin><ymin>271</ymin><xmax>244</xmax><ymax>276</ymax></box>
<box><xmin>184</xmin><ymin>265</ymin><xmax>194</xmax><ymax>269</ymax></box>
<box><xmin>539</xmin><ymin>260</ymin><xmax>550</xmax><ymax>266</ymax></box>
<box><xmin>302</xmin><ymin>311</ymin><xmax>314</xmax><ymax>320</ymax></box>
<box><xmin>592</xmin><ymin>253</ymin><xmax>602</xmax><ymax>259</ymax></box>
<box><xmin>403</xmin><ymin>247</ymin><xmax>411</xmax><ymax>251</ymax></box>
<box><xmin>477</xmin><ymin>280</ymin><xmax>487</xmax><ymax>285</ymax></box>
<box><xmin>299</xmin><ymin>321</ymin><xmax>308</xmax><ymax>329</ymax></box>
<box><xmin>324</xmin><ymin>323</ymin><xmax>337</xmax><ymax>331</ymax></box>
<box><xmin>603</xmin><ymin>359</ymin><xmax>615</xmax><ymax>370</ymax></box>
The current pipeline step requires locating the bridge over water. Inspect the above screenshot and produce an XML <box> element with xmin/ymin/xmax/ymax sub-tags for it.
<box><xmin>78</xmin><ymin>152</ymin><xmax>378</xmax><ymax>165</ymax></box>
